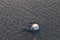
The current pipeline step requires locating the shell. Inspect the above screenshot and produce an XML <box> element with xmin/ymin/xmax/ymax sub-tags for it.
<box><xmin>31</xmin><ymin>23</ymin><xmax>39</xmax><ymax>30</ymax></box>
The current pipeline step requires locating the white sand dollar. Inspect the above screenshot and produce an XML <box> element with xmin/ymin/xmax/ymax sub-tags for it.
<box><xmin>32</xmin><ymin>23</ymin><xmax>39</xmax><ymax>30</ymax></box>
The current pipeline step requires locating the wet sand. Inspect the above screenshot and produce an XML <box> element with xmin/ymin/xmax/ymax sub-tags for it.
<box><xmin>0</xmin><ymin>0</ymin><xmax>60</xmax><ymax>40</ymax></box>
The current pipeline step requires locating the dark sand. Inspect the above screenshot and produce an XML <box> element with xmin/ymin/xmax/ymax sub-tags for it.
<box><xmin>0</xmin><ymin>0</ymin><xmax>60</xmax><ymax>40</ymax></box>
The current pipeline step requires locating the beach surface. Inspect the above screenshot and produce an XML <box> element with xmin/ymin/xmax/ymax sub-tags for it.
<box><xmin>0</xmin><ymin>0</ymin><xmax>60</xmax><ymax>40</ymax></box>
